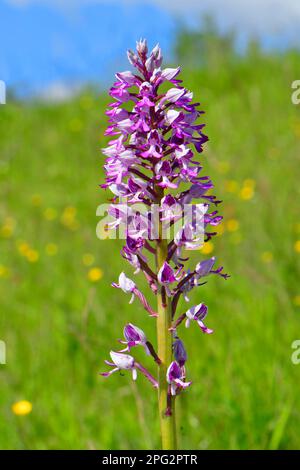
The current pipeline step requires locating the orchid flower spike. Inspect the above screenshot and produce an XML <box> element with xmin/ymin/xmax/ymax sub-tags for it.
<box><xmin>101</xmin><ymin>38</ymin><xmax>228</xmax><ymax>442</ymax></box>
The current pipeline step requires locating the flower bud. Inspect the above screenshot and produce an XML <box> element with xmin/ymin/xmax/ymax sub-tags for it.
<box><xmin>127</xmin><ymin>49</ymin><xmax>139</xmax><ymax>66</ymax></box>
<box><xmin>136</xmin><ymin>38</ymin><xmax>148</xmax><ymax>57</ymax></box>
<box><xmin>173</xmin><ymin>338</ymin><xmax>187</xmax><ymax>367</ymax></box>
<box><xmin>195</xmin><ymin>257</ymin><xmax>216</xmax><ymax>277</ymax></box>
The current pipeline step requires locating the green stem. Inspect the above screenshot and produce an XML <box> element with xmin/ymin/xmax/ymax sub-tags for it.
<box><xmin>156</xmin><ymin>238</ymin><xmax>177</xmax><ymax>450</ymax></box>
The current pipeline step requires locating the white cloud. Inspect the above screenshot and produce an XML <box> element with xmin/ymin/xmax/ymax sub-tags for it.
<box><xmin>37</xmin><ymin>80</ymin><xmax>83</xmax><ymax>103</ymax></box>
<box><xmin>6</xmin><ymin>0</ymin><xmax>300</xmax><ymax>36</ymax></box>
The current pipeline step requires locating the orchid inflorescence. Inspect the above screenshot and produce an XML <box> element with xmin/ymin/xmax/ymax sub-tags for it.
<box><xmin>100</xmin><ymin>39</ymin><xmax>228</xmax><ymax>447</ymax></box>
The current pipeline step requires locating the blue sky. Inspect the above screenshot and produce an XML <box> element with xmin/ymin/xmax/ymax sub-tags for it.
<box><xmin>1</xmin><ymin>0</ymin><xmax>300</xmax><ymax>97</ymax></box>
<box><xmin>0</xmin><ymin>1</ymin><xmax>176</xmax><ymax>96</ymax></box>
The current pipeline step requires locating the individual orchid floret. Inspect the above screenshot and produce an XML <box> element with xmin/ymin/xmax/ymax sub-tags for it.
<box><xmin>195</xmin><ymin>257</ymin><xmax>216</xmax><ymax>277</ymax></box>
<box><xmin>173</xmin><ymin>338</ymin><xmax>187</xmax><ymax>367</ymax></box>
<box><xmin>185</xmin><ymin>304</ymin><xmax>213</xmax><ymax>334</ymax></box>
<box><xmin>112</xmin><ymin>272</ymin><xmax>136</xmax><ymax>303</ymax></box>
<box><xmin>157</xmin><ymin>261</ymin><xmax>181</xmax><ymax>285</ymax></box>
<box><xmin>195</xmin><ymin>257</ymin><xmax>229</xmax><ymax>280</ymax></box>
<box><xmin>101</xmin><ymin>351</ymin><xmax>135</xmax><ymax>378</ymax></box>
<box><xmin>119</xmin><ymin>323</ymin><xmax>161</xmax><ymax>364</ymax></box>
<box><xmin>166</xmin><ymin>361</ymin><xmax>191</xmax><ymax>396</ymax></box>
<box><xmin>160</xmin><ymin>67</ymin><xmax>181</xmax><ymax>82</ymax></box>
<box><xmin>112</xmin><ymin>272</ymin><xmax>158</xmax><ymax>317</ymax></box>
<box><xmin>101</xmin><ymin>351</ymin><xmax>158</xmax><ymax>388</ymax></box>
<box><xmin>120</xmin><ymin>323</ymin><xmax>148</xmax><ymax>352</ymax></box>
<box><xmin>115</xmin><ymin>70</ymin><xmax>138</xmax><ymax>86</ymax></box>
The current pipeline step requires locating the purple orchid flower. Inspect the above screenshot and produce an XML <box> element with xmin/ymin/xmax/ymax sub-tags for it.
<box><xmin>119</xmin><ymin>323</ymin><xmax>148</xmax><ymax>353</ymax></box>
<box><xmin>157</xmin><ymin>261</ymin><xmax>180</xmax><ymax>285</ymax></box>
<box><xmin>166</xmin><ymin>361</ymin><xmax>192</xmax><ymax>396</ymax></box>
<box><xmin>101</xmin><ymin>351</ymin><xmax>158</xmax><ymax>388</ymax></box>
<box><xmin>119</xmin><ymin>323</ymin><xmax>161</xmax><ymax>364</ymax></box>
<box><xmin>112</xmin><ymin>273</ymin><xmax>158</xmax><ymax>317</ymax></box>
<box><xmin>195</xmin><ymin>257</ymin><xmax>229</xmax><ymax>280</ymax></box>
<box><xmin>112</xmin><ymin>272</ymin><xmax>136</xmax><ymax>303</ymax></box>
<box><xmin>185</xmin><ymin>303</ymin><xmax>213</xmax><ymax>334</ymax></box>
<box><xmin>195</xmin><ymin>257</ymin><xmax>216</xmax><ymax>277</ymax></box>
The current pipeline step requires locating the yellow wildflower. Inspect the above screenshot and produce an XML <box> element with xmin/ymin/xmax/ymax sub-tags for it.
<box><xmin>1</xmin><ymin>217</ymin><xmax>16</xmax><ymax>238</ymax></box>
<box><xmin>239</xmin><ymin>186</ymin><xmax>254</xmax><ymax>200</ymax></box>
<box><xmin>294</xmin><ymin>223</ymin><xmax>300</xmax><ymax>234</ymax></box>
<box><xmin>60</xmin><ymin>206</ymin><xmax>79</xmax><ymax>230</ymax></box>
<box><xmin>226</xmin><ymin>219</ymin><xmax>239</xmax><ymax>232</ymax></box>
<box><xmin>1</xmin><ymin>225</ymin><xmax>13</xmax><ymax>238</ymax></box>
<box><xmin>294</xmin><ymin>240</ymin><xmax>300</xmax><ymax>253</ymax></box>
<box><xmin>239</xmin><ymin>178</ymin><xmax>256</xmax><ymax>200</ymax></box>
<box><xmin>293</xmin><ymin>295</ymin><xmax>300</xmax><ymax>307</ymax></box>
<box><xmin>200</xmin><ymin>241</ymin><xmax>214</xmax><ymax>255</ymax></box>
<box><xmin>12</xmin><ymin>400</ymin><xmax>32</xmax><ymax>416</ymax></box>
<box><xmin>64</xmin><ymin>206</ymin><xmax>76</xmax><ymax>217</ymax></box>
<box><xmin>88</xmin><ymin>267</ymin><xmax>103</xmax><ymax>282</ymax></box>
<box><xmin>17</xmin><ymin>241</ymin><xmax>31</xmax><ymax>257</ymax></box>
<box><xmin>26</xmin><ymin>249</ymin><xmax>39</xmax><ymax>263</ymax></box>
<box><xmin>0</xmin><ymin>265</ymin><xmax>9</xmax><ymax>278</ymax></box>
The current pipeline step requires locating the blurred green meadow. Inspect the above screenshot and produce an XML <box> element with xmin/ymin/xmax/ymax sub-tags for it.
<box><xmin>1</xmin><ymin>33</ymin><xmax>300</xmax><ymax>449</ymax></box>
